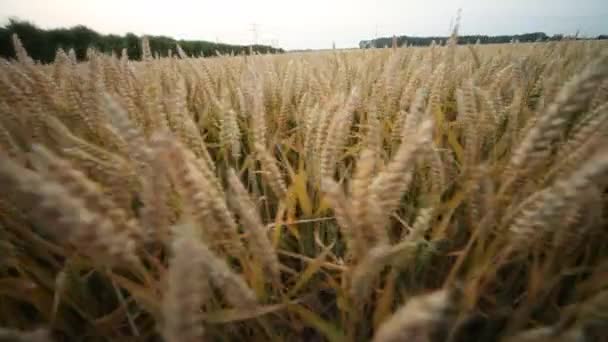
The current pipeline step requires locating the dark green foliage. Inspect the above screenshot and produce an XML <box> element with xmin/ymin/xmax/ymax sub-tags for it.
<box><xmin>0</xmin><ymin>19</ymin><xmax>283</xmax><ymax>63</ymax></box>
<box><xmin>361</xmin><ymin>32</ymin><xmax>608</xmax><ymax>48</ymax></box>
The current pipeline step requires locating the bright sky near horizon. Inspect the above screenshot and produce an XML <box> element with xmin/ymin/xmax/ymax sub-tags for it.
<box><xmin>1</xmin><ymin>0</ymin><xmax>607</xmax><ymax>50</ymax></box>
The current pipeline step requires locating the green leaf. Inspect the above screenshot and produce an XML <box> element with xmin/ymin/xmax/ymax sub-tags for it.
<box><xmin>288</xmin><ymin>304</ymin><xmax>346</xmax><ymax>342</ymax></box>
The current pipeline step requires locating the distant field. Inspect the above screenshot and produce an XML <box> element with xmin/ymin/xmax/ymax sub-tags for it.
<box><xmin>1</xmin><ymin>36</ymin><xmax>607</xmax><ymax>341</ymax></box>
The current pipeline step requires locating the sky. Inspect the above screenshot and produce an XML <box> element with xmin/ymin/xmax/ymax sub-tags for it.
<box><xmin>1</xmin><ymin>0</ymin><xmax>607</xmax><ymax>50</ymax></box>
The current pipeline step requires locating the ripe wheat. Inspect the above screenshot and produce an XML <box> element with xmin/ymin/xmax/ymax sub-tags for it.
<box><xmin>0</xmin><ymin>34</ymin><xmax>607</xmax><ymax>341</ymax></box>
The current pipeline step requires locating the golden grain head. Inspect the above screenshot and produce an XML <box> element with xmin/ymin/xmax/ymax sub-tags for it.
<box><xmin>0</xmin><ymin>32</ymin><xmax>607</xmax><ymax>342</ymax></box>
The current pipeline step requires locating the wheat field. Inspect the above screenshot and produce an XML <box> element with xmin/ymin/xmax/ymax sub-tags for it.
<box><xmin>1</xmin><ymin>34</ymin><xmax>608</xmax><ymax>341</ymax></box>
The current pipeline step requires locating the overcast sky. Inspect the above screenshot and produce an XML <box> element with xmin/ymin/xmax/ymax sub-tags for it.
<box><xmin>1</xmin><ymin>0</ymin><xmax>607</xmax><ymax>50</ymax></box>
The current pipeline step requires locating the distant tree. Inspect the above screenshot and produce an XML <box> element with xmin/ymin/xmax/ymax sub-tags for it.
<box><xmin>358</xmin><ymin>31</ymin><xmax>599</xmax><ymax>49</ymax></box>
<box><xmin>0</xmin><ymin>19</ymin><xmax>283</xmax><ymax>63</ymax></box>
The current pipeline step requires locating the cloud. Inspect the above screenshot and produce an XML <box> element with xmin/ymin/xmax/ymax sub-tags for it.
<box><xmin>1</xmin><ymin>0</ymin><xmax>606</xmax><ymax>50</ymax></box>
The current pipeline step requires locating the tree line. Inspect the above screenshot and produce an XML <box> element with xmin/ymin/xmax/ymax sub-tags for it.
<box><xmin>361</xmin><ymin>32</ymin><xmax>608</xmax><ymax>48</ymax></box>
<box><xmin>0</xmin><ymin>19</ymin><xmax>283</xmax><ymax>63</ymax></box>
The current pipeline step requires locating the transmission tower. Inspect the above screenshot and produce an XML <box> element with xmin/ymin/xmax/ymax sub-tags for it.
<box><xmin>250</xmin><ymin>23</ymin><xmax>259</xmax><ymax>45</ymax></box>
